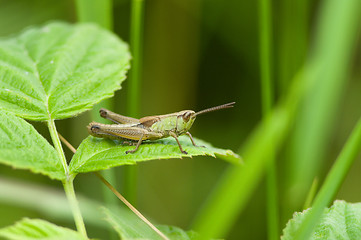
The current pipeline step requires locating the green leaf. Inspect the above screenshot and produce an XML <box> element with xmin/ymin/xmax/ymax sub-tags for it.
<box><xmin>69</xmin><ymin>135</ymin><xmax>241</xmax><ymax>174</ymax></box>
<box><xmin>0</xmin><ymin>110</ymin><xmax>65</xmax><ymax>180</ymax></box>
<box><xmin>157</xmin><ymin>226</ymin><xmax>198</xmax><ymax>240</ymax></box>
<box><xmin>282</xmin><ymin>200</ymin><xmax>361</xmax><ymax>240</ymax></box>
<box><xmin>0</xmin><ymin>218</ymin><xmax>84</xmax><ymax>240</ymax></box>
<box><xmin>103</xmin><ymin>207</ymin><xmax>197</xmax><ymax>240</ymax></box>
<box><xmin>0</xmin><ymin>21</ymin><xmax>130</xmax><ymax>121</ymax></box>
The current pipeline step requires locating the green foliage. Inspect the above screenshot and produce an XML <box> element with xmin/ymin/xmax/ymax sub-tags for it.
<box><xmin>192</xmin><ymin>0</ymin><xmax>361</xmax><ymax>238</ymax></box>
<box><xmin>157</xmin><ymin>226</ymin><xmax>198</xmax><ymax>240</ymax></box>
<box><xmin>287</xmin><ymin>0</ymin><xmax>361</xmax><ymax>210</ymax></box>
<box><xmin>0</xmin><ymin>21</ymin><xmax>130</xmax><ymax>121</ymax></box>
<box><xmin>0</xmin><ymin>110</ymin><xmax>64</xmax><ymax>180</ymax></box>
<box><xmin>0</xmin><ymin>218</ymin><xmax>84</xmax><ymax>240</ymax></box>
<box><xmin>0</xmin><ymin>20</ymin><xmax>242</xmax><ymax>239</ymax></box>
<box><xmin>291</xmin><ymin>116</ymin><xmax>361</xmax><ymax>239</ymax></box>
<box><xmin>103</xmin><ymin>207</ymin><xmax>197</xmax><ymax>240</ymax></box>
<box><xmin>70</xmin><ymin>135</ymin><xmax>241</xmax><ymax>174</ymax></box>
<box><xmin>1</xmin><ymin>1</ymin><xmax>358</xmax><ymax>239</ymax></box>
<box><xmin>282</xmin><ymin>200</ymin><xmax>361</xmax><ymax>240</ymax></box>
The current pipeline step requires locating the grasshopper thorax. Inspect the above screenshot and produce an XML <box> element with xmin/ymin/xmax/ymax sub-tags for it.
<box><xmin>147</xmin><ymin>110</ymin><xmax>196</xmax><ymax>136</ymax></box>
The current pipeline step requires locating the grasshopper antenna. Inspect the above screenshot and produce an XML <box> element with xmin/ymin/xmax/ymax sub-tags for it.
<box><xmin>194</xmin><ymin>102</ymin><xmax>235</xmax><ymax>116</ymax></box>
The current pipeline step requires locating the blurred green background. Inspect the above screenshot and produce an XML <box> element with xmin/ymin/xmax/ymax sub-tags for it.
<box><xmin>0</xmin><ymin>0</ymin><xmax>360</xmax><ymax>239</ymax></box>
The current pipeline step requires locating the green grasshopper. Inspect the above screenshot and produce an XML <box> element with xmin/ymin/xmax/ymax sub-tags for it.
<box><xmin>87</xmin><ymin>102</ymin><xmax>235</xmax><ymax>154</ymax></box>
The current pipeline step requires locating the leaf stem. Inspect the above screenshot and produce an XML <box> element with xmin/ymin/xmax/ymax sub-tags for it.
<box><xmin>47</xmin><ymin>120</ymin><xmax>88</xmax><ymax>239</ymax></box>
<box><xmin>94</xmin><ymin>172</ymin><xmax>169</xmax><ymax>240</ymax></box>
<box><xmin>47</xmin><ymin>119</ymin><xmax>69</xmax><ymax>176</ymax></box>
<box><xmin>58</xmin><ymin>134</ymin><xmax>168</xmax><ymax>240</ymax></box>
<box><xmin>63</xmin><ymin>177</ymin><xmax>88</xmax><ymax>239</ymax></box>
<box><xmin>58</xmin><ymin>132</ymin><xmax>77</xmax><ymax>154</ymax></box>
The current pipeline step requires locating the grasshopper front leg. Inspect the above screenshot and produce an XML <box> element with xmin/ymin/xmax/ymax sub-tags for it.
<box><xmin>169</xmin><ymin>132</ymin><xmax>188</xmax><ymax>154</ymax></box>
<box><xmin>185</xmin><ymin>132</ymin><xmax>205</xmax><ymax>148</ymax></box>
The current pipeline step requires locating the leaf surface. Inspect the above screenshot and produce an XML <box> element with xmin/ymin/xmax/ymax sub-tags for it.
<box><xmin>0</xmin><ymin>218</ymin><xmax>83</xmax><ymax>240</ymax></box>
<box><xmin>103</xmin><ymin>207</ymin><xmax>197</xmax><ymax>240</ymax></box>
<box><xmin>69</xmin><ymin>135</ymin><xmax>241</xmax><ymax>174</ymax></box>
<box><xmin>282</xmin><ymin>200</ymin><xmax>361</xmax><ymax>240</ymax></box>
<box><xmin>0</xmin><ymin>110</ymin><xmax>64</xmax><ymax>180</ymax></box>
<box><xmin>0</xmin><ymin>21</ymin><xmax>130</xmax><ymax>120</ymax></box>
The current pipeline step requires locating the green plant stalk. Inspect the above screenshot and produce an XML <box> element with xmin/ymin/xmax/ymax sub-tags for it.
<box><xmin>294</xmin><ymin>117</ymin><xmax>361</xmax><ymax>239</ymax></box>
<box><xmin>47</xmin><ymin>120</ymin><xmax>87</xmax><ymax>239</ymax></box>
<box><xmin>47</xmin><ymin>119</ymin><xmax>69</xmax><ymax>177</ymax></box>
<box><xmin>63</xmin><ymin>177</ymin><xmax>88</xmax><ymax>239</ymax></box>
<box><xmin>266</xmin><ymin>162</ymin><xmax>278</xmax><ymax>239</ymax></box>
<box><xmin>128</xmin><ymin>0</ymin><xmax>144</xmax><ymax>117</ymax></box>
<box><xmin>124</xmin><ymin>0</ymin><xmax>145</xmax><ymax>205</ymax></box>
<box><xmin>303</xmin><ymin>178</ymin><xmax>318</xmax><ymax>210</ymax></box>
<box><xmin>277</xmin><ymin>0</ymin><xmax>309</xmax><ymax>93</ymax></box>
<box><xmin>75</xmin><ymin>0</ymin><xmax>113</xmax><ymax>29</ymax></box>
<box><xmin>259</xmin><ymin>0</ymin><xmax>273</xmax><ymax>115</ymax></box>
<box><xmin>258</xmin><ymin>0</ymin><xmax>278</xmax><ymax>239</ymax></box>
<box><xmin>286</xmin><ymin>0</ymin><xmax>361</xmax><ymax>211</ymax></box>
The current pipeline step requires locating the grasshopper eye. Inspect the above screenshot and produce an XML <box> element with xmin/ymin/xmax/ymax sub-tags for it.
<box><xmin>90</xmin><ymin>125</ymin><xmax>100</xmax><ymax>132</ymax></box>
<box><xmin>99</xmin><ymin>109</ymin><xmax>107</xmax><ymax>118</ymax></box>
<box><xmin>182</xmin><ymin>112</ymin><xmax>192</xmax><ymax>122</ymax></box>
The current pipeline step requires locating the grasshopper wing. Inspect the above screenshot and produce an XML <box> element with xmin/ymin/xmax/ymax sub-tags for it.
<box><xmin>139</xmin><ymin>116</ymin><xmax>162</xmax><ymax>128</ymax></box>
<box><xmin>88</xmin><ymin>122</ymin><xmax>162</xmax><ymax>141</ymax></box>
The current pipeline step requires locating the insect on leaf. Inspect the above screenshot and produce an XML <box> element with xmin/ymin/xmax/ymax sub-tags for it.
<box><xmin>69</xmin><ymin>135</ymin><xmax>241</xmax><ymax>174</ymax></box>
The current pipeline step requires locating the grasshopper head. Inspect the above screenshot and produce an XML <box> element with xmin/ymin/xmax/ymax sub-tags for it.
<box><xmin>176</xmin><ymin>102</ymin><xmax>235</xmax><ymax>135</ymax></box>
<box><xmin>87</xmin><ymin>122</ymin><xmax>102</xmax><ymax>135</ymax></box>
<box><xmin>181</xmin><ymin>110</ymin><xmax>196</xmax><ymax>123</ymax></box>
<box><xmin>176</xmin><ymin>110</ymin><xmax>197</xmax><ymax>134</ymax></box>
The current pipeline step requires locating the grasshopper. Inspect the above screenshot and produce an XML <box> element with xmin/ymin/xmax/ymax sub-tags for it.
<box><xmin>87</xmin><ymin>102</ymin><xmax>235</xmax><ymax>154</ymax></box>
